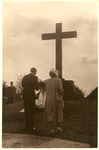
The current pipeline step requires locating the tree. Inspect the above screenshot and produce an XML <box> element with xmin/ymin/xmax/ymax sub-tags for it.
<box><xmin>74</xmin><ymin>85</ymin><xmax>85</xmax><ymax>99</ymax></box>
<box><xmin>86</xmin><ymin>87</ymin><xmax>98</xmax><ymax>100</ymax></box>
<box><xmin>3</xmin><ymin>81</ymin><xmax>8</xmax><ymax>88</ymax></box>
<box><xmin>15</xmin><ymin>74</ymin><xmax>23</xmax><ymax>101</ymax></box>
<box><xmin>2</xmin><ymin>80</ymin><xmax>8</xmax><ymax>96</ymax></box>
<box><xmin>2</xmin><ymin>81</ymin><xmax>8</xmax><ymax>104</ymax></box>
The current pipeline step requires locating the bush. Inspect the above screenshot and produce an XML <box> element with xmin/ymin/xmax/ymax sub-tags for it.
<box><xmin>74</xmin><ymin>85</ymin><xmax>85</xmax><ymax>99</ymax></box>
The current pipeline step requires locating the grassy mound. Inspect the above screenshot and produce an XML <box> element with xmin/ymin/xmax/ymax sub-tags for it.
<box><xmin>2</xmin><ymin>99</ymin><xmax>97</xmax><ymax>148</ymax></box>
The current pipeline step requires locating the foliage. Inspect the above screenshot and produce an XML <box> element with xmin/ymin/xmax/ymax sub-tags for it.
<box><xmin>74</xmin><ymin>85</ymin><xmax>85</xmax><ymax>99</ymax></box>
<box><xmin>86</xmin><ymin>87</ymin><xmax>98</xmax><ymax>100</ymax></box>
<box><xmin>2</xmin><ymin>81</ymin><xmax>8</xmax><ymax>97</ymax></box>
<box><xmin>14</xmin><ymin>74</ymin><xmax>23</xmax><ymax>101</ymax></box>
<box><xmin>2</xmin><ymin>81</ymin><xmax>8</xmax><ymax>88</ymax></box>
<box><xmin>15</xmin><ymin>74</ymin><xmax>23</xmax><ymax>95</ymax></box>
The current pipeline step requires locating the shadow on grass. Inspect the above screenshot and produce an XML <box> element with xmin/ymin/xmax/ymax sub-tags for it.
<box><xmin>2</xmin><ymin>100</ymin><xmax>97</xmax><ymax>148</ymax></box>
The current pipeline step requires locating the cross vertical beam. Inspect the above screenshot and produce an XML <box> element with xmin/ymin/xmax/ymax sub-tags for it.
<box><xmin>56</xmin><ymin>23</ymin><xmax>62</xmax><ymax>78</ymax></box>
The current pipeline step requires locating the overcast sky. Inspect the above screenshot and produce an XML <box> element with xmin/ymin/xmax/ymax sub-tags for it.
<box><xmin>2</xmin><ymin>0</ymin><xmax>98</xmax><ymax>96</ymax></box>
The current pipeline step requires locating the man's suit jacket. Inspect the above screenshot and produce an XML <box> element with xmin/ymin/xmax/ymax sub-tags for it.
<box><xmin>22</xmin><ymin>73</ymin><xmax>38</xmax><ymax>101</ymax></box>
<box><xmin>7</xmin><ymin>86</ymin><xmax>16</xmax><ymax>99</ymax></box>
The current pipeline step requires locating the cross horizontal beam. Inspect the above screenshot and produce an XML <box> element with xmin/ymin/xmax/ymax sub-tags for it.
<box><xmin>61</xmin><ymin>31</ymin><xmax>77</xmax><ymax>39</ymax></box>
<box><xmin>42</xmin><ymin>31</ymin><xmax>77</xmax><ymax>40</ymax></box>
<box><xmin>42</xmin><ymin>33</ymin><xmax>56</xmax><ymax>40</ymax></box>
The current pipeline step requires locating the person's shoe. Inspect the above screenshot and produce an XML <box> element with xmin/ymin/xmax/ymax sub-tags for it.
<box><xmin>33</xmin><ymin>127</ymin><xmax>36</xmax><ymax>130</ymax></box>
<box><xmin>51</xmin><ymin>129</ymin><xmax>54</xmax><ymax>133</ymax></box>
<box><xmin>57</xmin><ymin>127</ymin><xmax>62</xmax><ymax>132</ymax></box>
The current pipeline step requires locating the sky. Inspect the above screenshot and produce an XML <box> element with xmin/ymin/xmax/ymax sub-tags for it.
<box><xmin>2</xmin><ymin>0</ymin><xmax>98</xmax><ymax>96</ymax></box>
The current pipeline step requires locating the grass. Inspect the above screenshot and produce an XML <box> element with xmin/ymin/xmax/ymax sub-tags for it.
<box><xmin>2</xmin><ymin>99</ymin><xmax>97</xmax><ymax>148</ymax></box>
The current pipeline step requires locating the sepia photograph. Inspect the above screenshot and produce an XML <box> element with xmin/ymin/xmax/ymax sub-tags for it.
<box><xmin>2</xmin><ymin>0</ymin><xmax>98</xmax><ymax>148</ymax></box>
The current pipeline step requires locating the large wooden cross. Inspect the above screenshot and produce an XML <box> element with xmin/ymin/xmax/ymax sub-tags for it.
<box><xmin>42</xmin><ymin>23</ymin><xmax>77</xmax><ymax>78</ymax></box>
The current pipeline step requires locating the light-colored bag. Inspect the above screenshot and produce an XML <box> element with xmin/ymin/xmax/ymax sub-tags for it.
<box><xmin>35</xmin><ymin>91</ymin><xmax>46</xmax><ymax>108</ymax></box>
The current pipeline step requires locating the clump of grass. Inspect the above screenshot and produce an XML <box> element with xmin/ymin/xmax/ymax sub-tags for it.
<box><xmin>2</xmin><ymin>100</ymin><xmax>97</xmax><ymax>148</ymax></box>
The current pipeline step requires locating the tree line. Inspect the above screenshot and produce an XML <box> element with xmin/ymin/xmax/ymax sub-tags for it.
<box><xmin>3</xmin><ymin>74</ymin><xmax>86</xmax><ymax>104</ymax></box>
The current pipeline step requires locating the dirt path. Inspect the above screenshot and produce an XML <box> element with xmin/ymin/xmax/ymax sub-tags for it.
<box><xmin>2</xmin><ymin>133</ymin><xmax>90</xmax><ymax>148</ymax></box>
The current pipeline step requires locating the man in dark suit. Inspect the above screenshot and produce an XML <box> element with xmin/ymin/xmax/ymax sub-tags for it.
<box><xmin>22</xmin><ymin>67</ymin><xmax>38</xmax><ymax>130</ymax></box>
<box><xmin>7</xmin><ymin>81</ymin><xmax>16</xmax><ymax>103</ymax></box>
